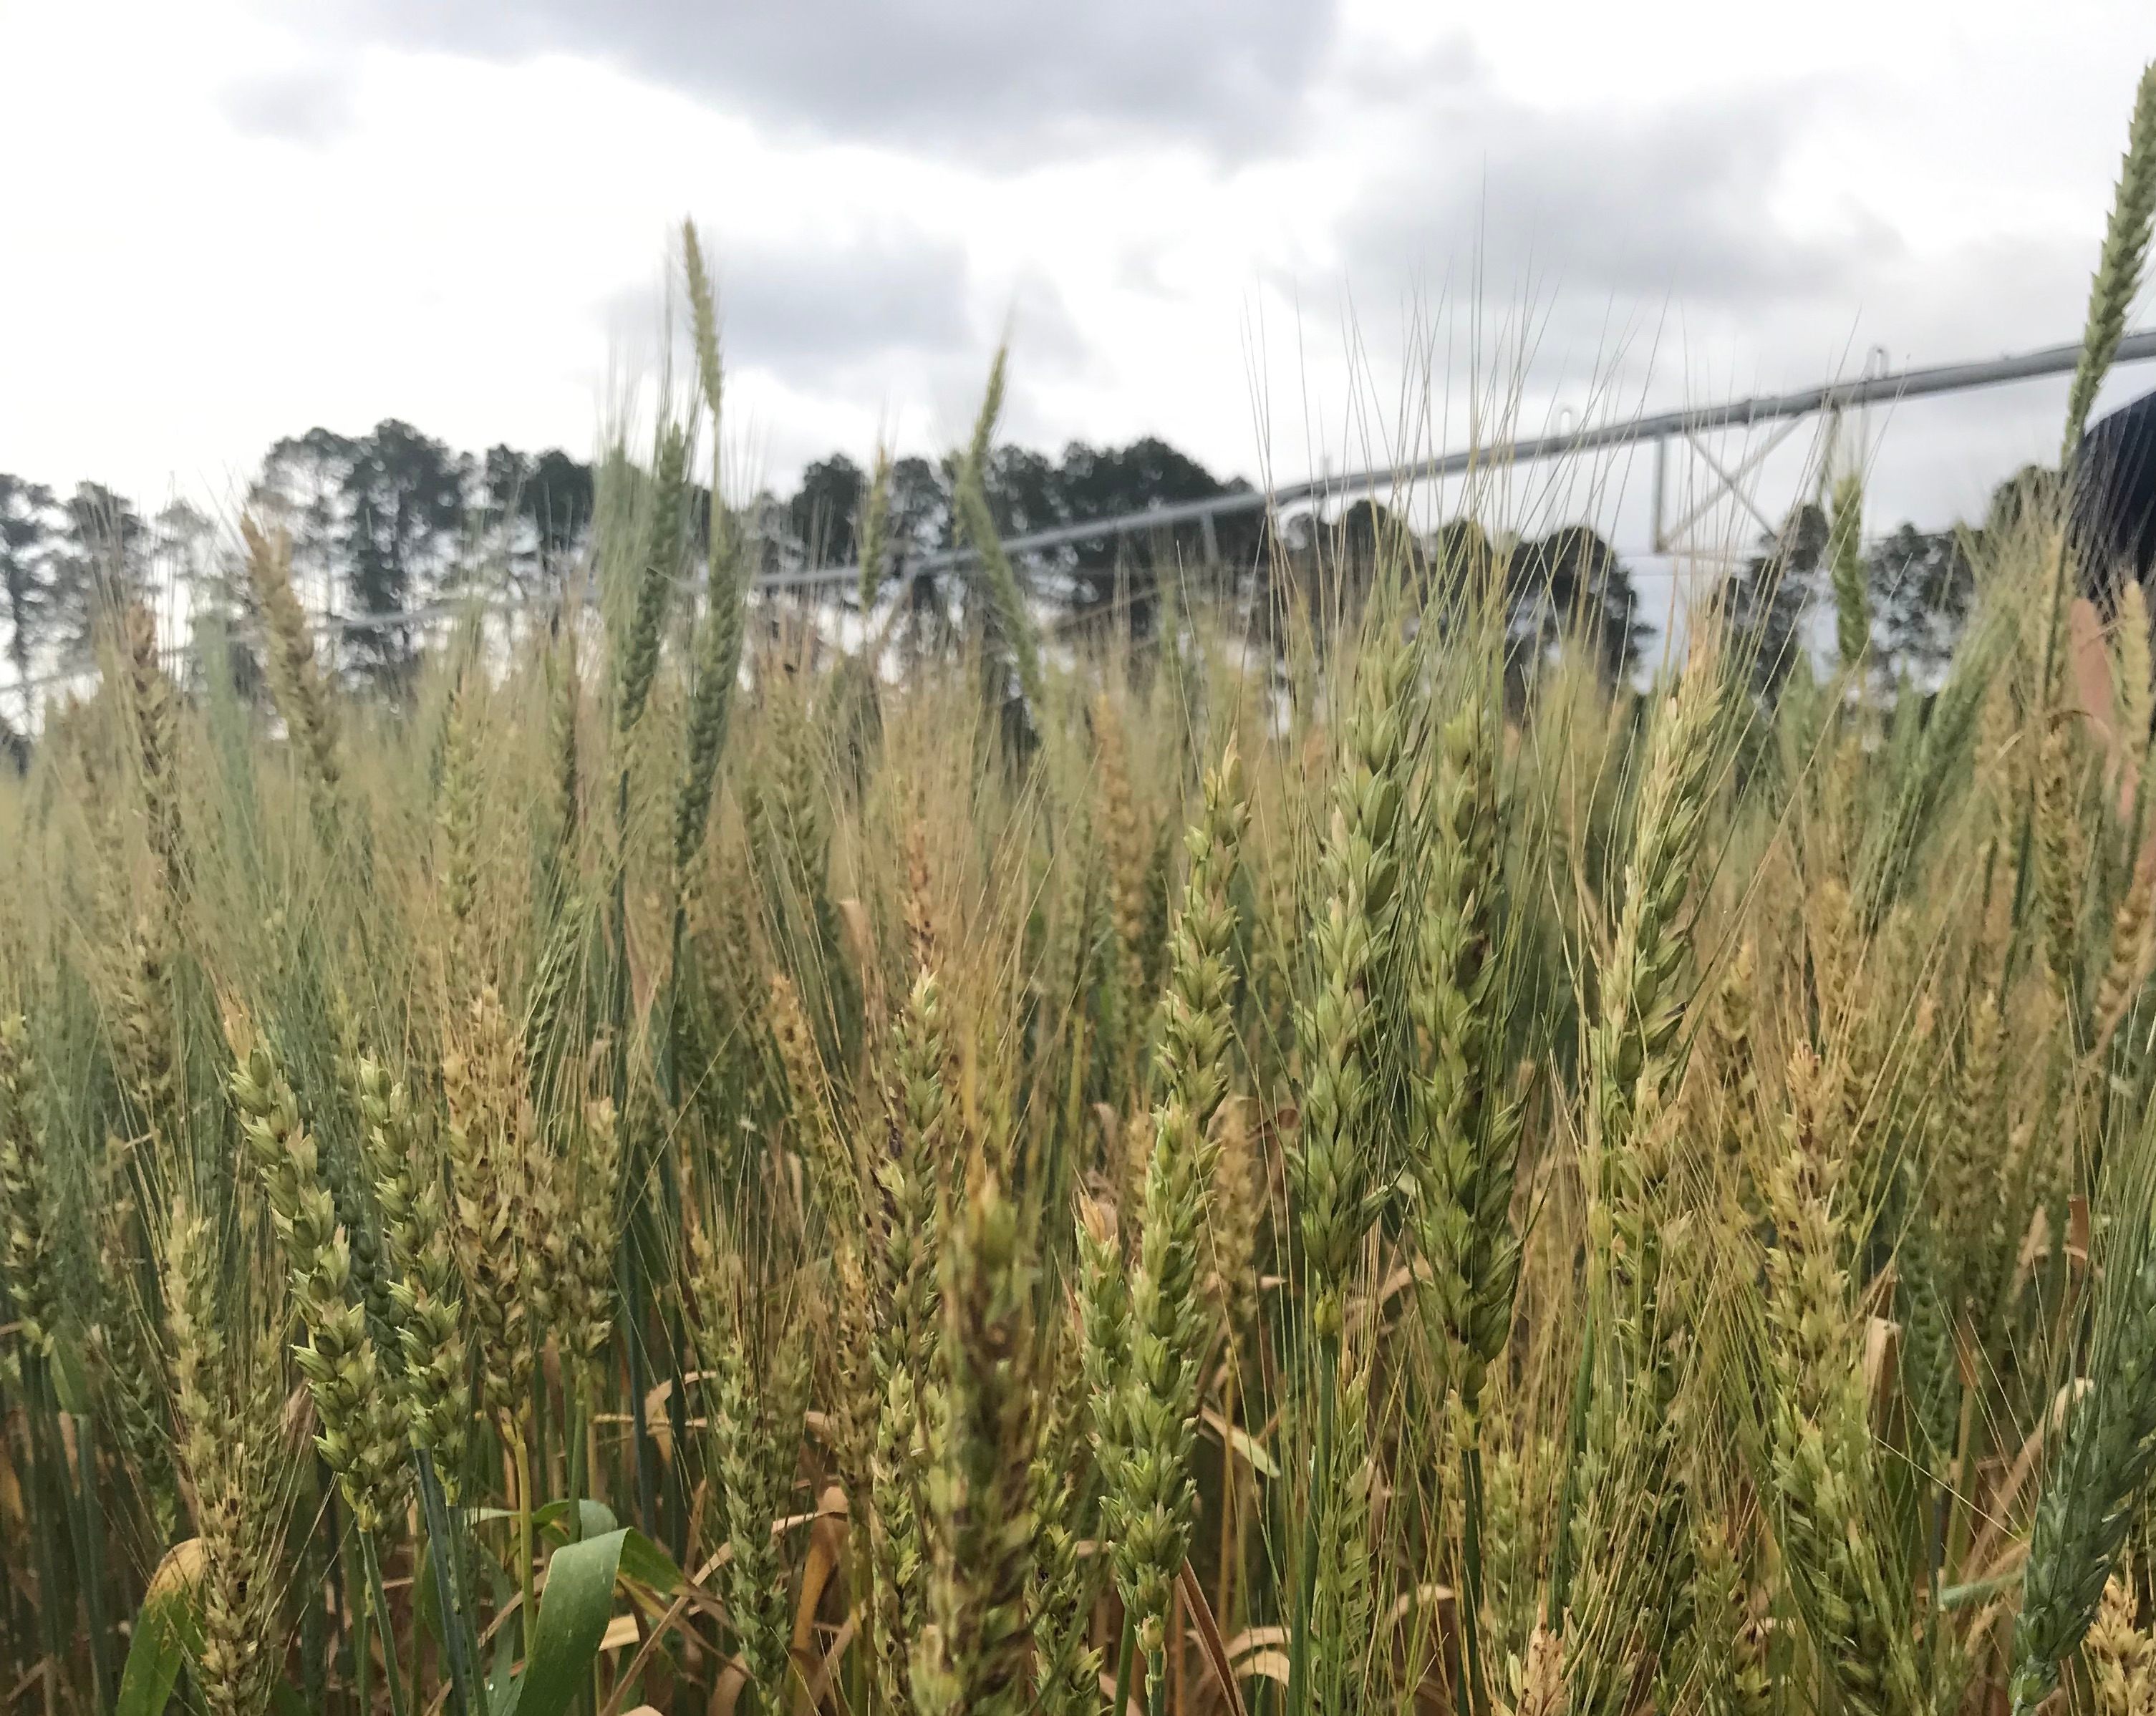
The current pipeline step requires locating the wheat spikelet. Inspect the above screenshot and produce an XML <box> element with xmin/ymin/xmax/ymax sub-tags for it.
<box><xmin>523</xmin><ymin>887</ymin><xmax>591</xmax><ymax>1079</ymax></box>
<box><xmin>564</xmin><ymin>1093</ymin><xmax>623</xmax><ymax>1387</ymax></box>
<box><xmin>914</xmin><ymin>1161</ymin><xmax>1038</xmax><ymax>1716</ymax></box>
<box><xmin>867</xmin><ymin>954</ymin><xmax>954</xmax><ymax>1705</ymax></box>
<box><xmin>1504</xmin><ymin>1620</ymin><xmax>1567</xmax><ymax>1716</ymax></box>
<box><xmin>86</xmin><ymin>1131</ymin><xmax>179</xmax><ymax>1538</ymax></box>
<box><xmin>859</xmin><ymin>443</ymin><xmax>894</xmax><ymax>617</ymax></box>
<box><xmin>1204</xmin><ymin>1093</ymin><xmax>1264</xmax><ymax>1347</ymax></box>
<box><xmin>1582</xmin><ymin>631</ymin><xmax>1726</xmax><ymax>1386</ymax></box>
<box><xmin>1829</xmin><ymin>470</ymin><xmax>1870</xmax><ymax>676</ymax></box>
<box><xmin>98</xmin><ymin>912</ymin><xmax>181</xmax><ymax>1131</ymax></box>
<box><xmin>1103</xmin><ymin>743</ymin><xmax>1246</xmax><ymax>1681</ymax></box>
<box><xmin>355</xmin><ymin>1055</ymin><xmax>470</xmax><ymax>1495</ymax></box>
<box><xmin>2064</xmin><ymin>61</ymin><xmax>2156</xmax><ymax>460</ymax></box>
<box><xmin>771</xmin><ymin>969</ymin><xmax>859</xmax><ymax>1252</ymax></box>
<box><xmin>1093</xmin><ymin>691</ymin><xmax>1151</xmax><ymax>1024</ymax></box>
<box><xmin>1759</xmin><ymin>1042</ymin><xmax>1923</xmax><ymax>1716</ymax></box>
<box><xmin>162</xmin><ymin>1201</ymin><xmax>294</xmax><ymax>1716</ymax></box>
<box><xmin>2115</xmin><ymin>579</ymin><xmax>2154</xmax><ymax>768</ymax></box>
<box><xmin>1939</xmin><ymin>986</ymin><xmax>2007</xmax><ymax>1305</ymax></box>
<box><xmin>952</xmin><ymin>347</ymin><xmax>1043</xmax><ymax>717</ymax></box>
<box><xmin>2036</xmin><ymin>717</ymin><xmax>2089</xmax><ymax>994</ymax></box>
<box><xmin>2087</xmin><ymin>1571</ymin><xmax>2156</xmax><ymax>1716</ymax></box>
<box><xmin>546</xmin><ymin>626</ymin><xmax>582</xmax><ymax>892</ymax></box>
<box><xmin>2011</xmin><ymin>1123</ymin><xmax>2156</xmax><ymax>1713</ymax></box>
<box><xmin>0</xmin><ymin>1014</ymin><xmax>59</xmax><ymax>1359</ymax></box>
<box><xmin>1686</xmin><ymin>1514</ymin><xmax>1771</xmax><ymax>1716</ymax></box>
<box><xmin>441</xmin><ymin>984</ymin><xmax>536</xmax><ymax>1425</ymax></box>
<box><xmin>1474</xmin><ymin>1430</ymin><xmax>1548</xmax><ymax>1673</ymax></box>
<box><xmin>689</xmin><ymin>1218</ymin><xmax>811</xmax><ymax>1706</ymax></box>
<box><xmin>674</xmin><ymin>527</ymin><xmax>745</xmax><ymax>877</ymax></box>
<box><xmin>1587</xmin><ymin>629</ymin><xmax>1724</xmax><ymax>1355</ymax></box>
<box><xmin>1411</xmin><ymin>701</ymin><xmax>1524</xmax><ymax>1411</ymax></box>
<box><xmin>2097</xmin><ymin>843</ymin><xmax>2156</xmax><ymax>1054</ymax></box>
<box><xmin>1027</xmin><ymin>1304</ymin><xmax>1102</xmax><ymax>1716</ymax></box>
<box><xmin>438</xmin><ymin>668</ymin><xmax>483</xmax><ymax>962</ymax></box>
<box><xmin>1306</xmin><ymin>1334</ymin><xmax>1376</xmax><ymax>1714</ymax></box>
<box><xmin>240</xmin><ymin>515</ymin><xmax>341</xmax><ymax>810</ymax></box>
<box><xmin>120</xmin><ymin>598</ymin><xmax>187</xmax><ymax>914</ymax></box>
<box><xmin>1290</xmin><ymin>613</ymin><xmax>1416</xmax><ymax>1337</ymax></box>
<box><xmin>617</xmin><ymin>424</ymin><xmax>688</xmax><ymax>737</ymax></box>
<box><xmin>230</xmin><ymin>1039</ymin><xmax>408</xmax><ymax>1533</ymax></box>
<box><xmin>1898</xmin><ymin>1206</ymin><xmax>1963</xmax><ymax>1462</ymax></box>
<box><xmin>1695</xmin><ymin>939</ymin><xmax>1762</xmax><ymax>1214</ymax></box>
<box><xmin>682</xmin><ymin>218</ymin><xmax>725</xmax><ymax>425</ymax></box>
<box><xmin>1569</xmin><ymin>629</ymin><xmax>1726</xmax><ymax>1715</ymax></box>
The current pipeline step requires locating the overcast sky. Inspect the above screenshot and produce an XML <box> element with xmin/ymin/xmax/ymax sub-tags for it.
<box><xmin>3</xmin><ymin>0</ymin><xmax>2154</xmax><ymax>566</ymax></box>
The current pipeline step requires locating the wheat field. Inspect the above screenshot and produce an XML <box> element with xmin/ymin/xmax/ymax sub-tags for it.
<box><xmin>4</xmin><ymin>64</ymin><xmax>2156</xmax><ymax>1716</ymax></box>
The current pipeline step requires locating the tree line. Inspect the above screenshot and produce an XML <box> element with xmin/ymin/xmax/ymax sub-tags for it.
<box><xmin>0</xmin><ymin>412</ymin><xmax>2027</xmax><ymax>732</ymax></box>
<box><xmin>0</xmin><ymin>420</ymin><xmax>1262</xmax><ymax>699</ymax></box>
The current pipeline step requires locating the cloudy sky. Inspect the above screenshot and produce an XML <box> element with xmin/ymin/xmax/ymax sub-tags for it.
<box><xmin>3</xmin><ymin>0</ymin><xmax>2153</xmax><ymax>567</ymax></box>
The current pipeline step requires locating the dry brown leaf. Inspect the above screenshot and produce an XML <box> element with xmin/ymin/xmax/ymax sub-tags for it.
<box><xmin>1177</xmin><ymin>1562</ymin><xmax>1250</xmax><ymax>1716</ymax></box>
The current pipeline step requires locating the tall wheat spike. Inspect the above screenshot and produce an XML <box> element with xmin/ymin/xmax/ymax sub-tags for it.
<box><xmin>952</xmin><ymin>347</ymin><xmax>1044</xmax><ymax>717</ymax></box>
<box><xmin>2064</xmin><ymin>61</ymin><xmax>2156</xmax><ymax>461</ymax></box>
<box><xmin>1829</xmin><ymin>470</ymin><xmax>1870</xmax><ymax>677</ymax></box>
<box><xmin>241</xmin><ymin>515</ymin><xmax>341</xmax><ymax>813</ymax></box>
<box><xmin>859</xmin><ymin>443</ymin><xmax>894</xmax><ymax>618</ymax></box>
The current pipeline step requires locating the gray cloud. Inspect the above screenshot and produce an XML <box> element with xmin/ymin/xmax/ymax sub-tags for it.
<box><xmin>220</xmin><ymin>65</ymin><xmax>359</xmax><ymax>147</ymax></box>
<box><xmin>1336</xmin><ymin>82</ymin><xmax>1895</xmax><ymax>316</ymax></box>
<box><xmin>597</xmin><ymin>225</ymin><xmax>1087</xmax><ymax>399</ymax></box>
<box><xmin>724</xmin><ymin>232</ymin><xmax>975</xmax><ymax>382</ymax></box>
<box><xmin>319</xmin><ymin>0</ymin><xmax>1338</xmax><ymax>162</ymax></box>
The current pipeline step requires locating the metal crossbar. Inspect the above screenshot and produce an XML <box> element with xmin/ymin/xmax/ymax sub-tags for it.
<box><xmin>747</xmin><ymin>326</ymin><xmax>2156</xmax><ymax>592</ymax></box>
